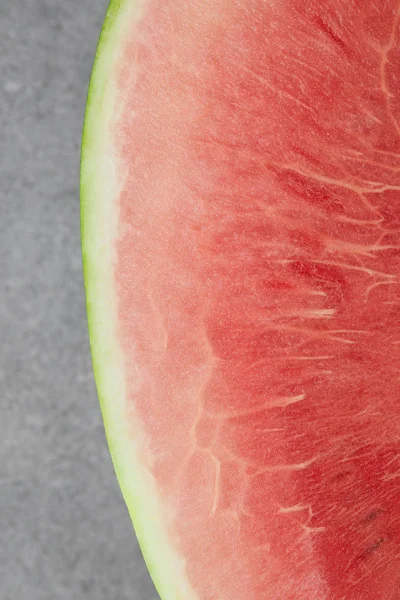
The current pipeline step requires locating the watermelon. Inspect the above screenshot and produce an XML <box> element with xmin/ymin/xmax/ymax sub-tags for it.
<box><xmin>80</xmin><ymin>0</ymin><xmax>400</xmax><ymax>598</ymax></box>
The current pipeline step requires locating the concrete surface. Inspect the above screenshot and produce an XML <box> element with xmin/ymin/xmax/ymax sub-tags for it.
<box><xmin>0</xmin><ymin>1</ymin><xmax>158</xmax><ymax>598</ymax></box>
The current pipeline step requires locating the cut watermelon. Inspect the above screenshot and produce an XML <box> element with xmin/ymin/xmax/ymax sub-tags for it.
<box><xmin>81</xmin><ymin>0</ymin><xmax>400</xmax><ymax>598</ymax></box>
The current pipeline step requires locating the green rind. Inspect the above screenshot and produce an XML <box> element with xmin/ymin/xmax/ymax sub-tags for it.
<box><xmin>80</xmin><ymin>2</ymin><xmax>197</xmax><ymax>599</ymax></box>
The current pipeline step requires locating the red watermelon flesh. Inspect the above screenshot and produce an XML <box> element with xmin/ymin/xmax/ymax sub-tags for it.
<box><xmin>82</xmin><ymin>0</ymin><xmax>400</xmax><ymax>598</ymax></box>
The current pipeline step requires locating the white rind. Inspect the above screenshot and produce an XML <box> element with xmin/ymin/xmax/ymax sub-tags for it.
<box><xmin>80</xmin><ymin>2</ymin><xmax>198</xmax><ymax>598</ymax></box>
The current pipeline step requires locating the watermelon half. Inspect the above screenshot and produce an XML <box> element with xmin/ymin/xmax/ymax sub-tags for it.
<box><xmin>81</xmin><ymin>1</ymin><xmax>400</xmax><ymax>598</ymax></box>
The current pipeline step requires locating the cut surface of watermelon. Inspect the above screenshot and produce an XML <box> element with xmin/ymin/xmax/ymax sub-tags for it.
<box><xmin>81</xmin><ymin>1</ymin><xmax>400</xmax><ymax>598</ymax></box>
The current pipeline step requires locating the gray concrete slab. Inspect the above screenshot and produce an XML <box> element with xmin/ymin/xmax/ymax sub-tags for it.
<box><xmin>0</xmin><ymin>1</ymin><xmax>158</xmax><ymax>598</ymax></box>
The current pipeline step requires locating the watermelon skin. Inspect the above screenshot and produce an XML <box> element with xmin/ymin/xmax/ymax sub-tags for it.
<box><xmin>81</xmin><ymin>1</ymin><xmax>400</xmax><ymax>599</ymax></box>
<box><xmin>81</xmin><ymin>2</ymin><xmax>198</xmax><ymax>599</ymax></box>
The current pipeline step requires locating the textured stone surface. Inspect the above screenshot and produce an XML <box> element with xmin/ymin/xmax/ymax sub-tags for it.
<box><xmin>0</xmin><ymin>1</ymin><xmax>158</xmax><ymax>598</ymax></box>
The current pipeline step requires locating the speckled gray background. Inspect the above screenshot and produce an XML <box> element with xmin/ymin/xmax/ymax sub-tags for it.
<box><xmin>1</xmin><ymin>1</ymin><xmax>157</xmax><ymax>598</ymax></box>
